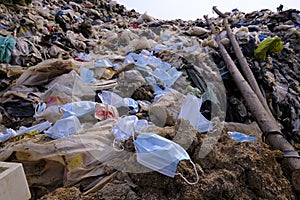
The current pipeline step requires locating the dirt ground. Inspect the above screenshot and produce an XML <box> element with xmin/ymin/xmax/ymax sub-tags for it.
<box><xmin>39</xmin><ymin>122</ymin><xmax>299</xmax><ymax>200</ymax></box>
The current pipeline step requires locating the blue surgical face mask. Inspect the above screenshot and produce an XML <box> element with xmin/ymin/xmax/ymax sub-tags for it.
<box><xmin>61</xmin><ymin>101</ymin><xmax>96</xmax><ymax>118</ymax></box>
<box><xmin>134</xmin><ymin>132</ymin><xmax>199</xmax><ymax>185</ymax></box>
<box><xmin>45</xmin><ymin>116</ymin><xmax>81</xmax><ymax>139</ymax></box>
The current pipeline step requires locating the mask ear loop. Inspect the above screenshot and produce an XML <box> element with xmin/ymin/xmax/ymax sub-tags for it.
<box><xmin>132</xmin><ymin>125</ymin><xmax>136</xmax><ymax>141</ymax></box>
<box><xmin>112</xmin><ymin>138</ymin><xmax>125</xmax><ymax>152</ymax></box>
<box><xmin>98</xmin><ymin>93</ymin><xmax>104</xmax><ymax>103</ymax></box>
<box><xmin>35</xmin><ymin>102</ymin><xmax>46</xmax><ymax>116</ymax></box>
<box><xmin>176</xmin><ymin>160</ymin><xmax>200</xmax><ymax>185</ymax></box>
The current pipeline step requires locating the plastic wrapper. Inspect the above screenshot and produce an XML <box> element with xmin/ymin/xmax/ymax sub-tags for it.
<box><xmin>94</xmin><ymin>103</ymin><xmax>119</xmax><ymax>121</ymax></box>
<box><xmin>254</xmin><ymin>36</ymin><xmax>283</xmax><ymax>61</ymax></box>
<box><xmin>62</xmin><ymin>101</ymin><xmax>96</xmax><ymax>118</ymax></box>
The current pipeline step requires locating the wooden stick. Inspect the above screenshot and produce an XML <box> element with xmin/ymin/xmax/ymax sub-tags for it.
<box><xmin>83</xmin><ymin>171</ymin><xmax>118</xmax><ymax>195</ymax></box>
<box><xmin>212</xmin><ymin>6</ymin><xmax>273</xmax><ymax>117</ymax></box>
<box><xmin>204</xmin><ymin>14</ymin><xmax>300</xmax><ymax>191</ymax></box>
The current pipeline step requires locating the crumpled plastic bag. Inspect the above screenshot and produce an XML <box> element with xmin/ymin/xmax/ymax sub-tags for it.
<box><xmin>254</xmin><ymin>36</ymin><xmax>283</xmax><ymax>62</ymax></box>
<box><xmin>45</xmin><ymin>116</ymin><xmax>81</xmax><ymax>139</ymax></box>
<box><xmin>99</xmin><ymin>90</ymin><xmax>139</xmax><ymax>114</ymax></box>
<box><xmin>44</xmin><ymin>70</ymin><xmax>95</xmax><ymax>103</ymax></box>
<box><xmin>0</xmin><ymin>118</ymin><xmax>118</xmax><ymax>187</ymax></box>
<box><xmin>234</xmin><ymin>27</ymin><xmax>250</xmax><ymax>44</ymax></box>
<box><xmin>0</xmin><ymin>35</ymin><xmax>16</xmax><ymax>63</ymax></box>
<box><xmin>16</xmin><ymin>59</ymin><xmax>75</xmax><ymax>86</ymax></box>
<box><xmin>126</xmin><ymin>37</ymin><xmax>156</xmax><ymax>52</ymax></box>
<box><xmin>11</xmin><ymin>37</ymin><xmax>43</xmax><ymax>66</ymax></box>
<box><xmin>178</xmin><ymin>93</ymin><xmax>212</xmax><ymax>133</ymax></box>
<box><xmin>136</xmin><ymin>12</ymin><xmax>155</xmax><ymax>24</ymax></box>
<box><xmin>186</xmin><ymin>26</ymin><xmax>210</xmax><ymax>36</ymax></box>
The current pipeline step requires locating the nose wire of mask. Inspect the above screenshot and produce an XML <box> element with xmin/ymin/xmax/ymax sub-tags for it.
<box><xmin>176</xmin><ymin>160</ymin><xmax>200</xmax><ymax>185</ymax></box>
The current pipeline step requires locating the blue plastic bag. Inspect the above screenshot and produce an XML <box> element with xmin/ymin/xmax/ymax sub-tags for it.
<box><xmin>228</xmin><ymin>131</ymin><xmax>257</xmax><ymax>142</ymax></box>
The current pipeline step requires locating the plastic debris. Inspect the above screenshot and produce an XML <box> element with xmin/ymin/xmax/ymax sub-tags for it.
<box><xmin>0</xmin><ymin>1</ymin><xmax>299</xmax><ymax>198</ymax></box>
<box><xmin>80</xmin><ymin>67</ymin><xmax>97</xmax><ymax>84</ymax></box>
<box><xmin>99</xmin><ymin>91</ymin><xmax>139</xmax><ymax>114</ymax></box>
<box><xmin>0</xmin><ymin>35</ymin><xmax>16</xmax><ymax>63</ymax></box>
<box><xmin>61</xmin><ymin>101</ymin><xmax>96</xmax><ymax>118</ymax></box>
<box><xmin>45</xmin><ymin>116</ymin><xmax>81</xmax><ymax>139</ymax></box>
<box><xmin>134</xmin><ymin>132</ymin><xmax>199</xmax><ymax>184</ymax></box>
<box><xmin>178</xmin><ymin>93</ymin><xmax>212</xmax><ymax>133</ymax></box>
<box><xmin>228</xmin><ymin>131</ymin><xmax>258</xmax><ymax>142</ymax></box>
<box><xmin>0</xmin><ymin>121</ymin><xmax>51</xmax><ymax>143</ymax></box>
<box><xmin>254</xmin><ymin>36</ymin><xmax>283</xmax><ymax>61</ymax></box>
<box><xmin>111</xmin><ymin>115</ymin><xmax>149</xmax><ymax>150</ymax></box>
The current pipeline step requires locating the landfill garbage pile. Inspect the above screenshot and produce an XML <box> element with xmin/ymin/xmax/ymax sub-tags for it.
<box><xmin>214</xmin><ymin>8</ymin><xmax>300</xmax><ymax>146</ymax></box>
<box><xmin>0</xmin><ymin>0</ymin><xmax>299</xmax><ymax>199</ymax></box>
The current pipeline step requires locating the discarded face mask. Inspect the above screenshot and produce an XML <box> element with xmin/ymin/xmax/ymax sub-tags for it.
<box><xmin>45</xmin><ymin>116</ymin><xmax>81</xmax><ymax>139</ymax></box>
<box><xmin>0</xmin><ymin>121</ymin><xmax>51</xmax><ymax>143</ymax></box>
<box><xmin>151</xmin><ymin>67</ymin><xmax>182</xmax><ymax>88</ymax></box>
<box><xmin>134</xmin><ymin>132</ymin><xmax>199</xmax><ymax>185</ymax></box>
<box><xmin>145</xmin><ymin>77</ymin><xmax>176</xmax><ymax>102</ymax></box>
<box><xmin>61</xmin><ymin>101</ymin><xmax>96</xmax><ymax>118</ymax></box>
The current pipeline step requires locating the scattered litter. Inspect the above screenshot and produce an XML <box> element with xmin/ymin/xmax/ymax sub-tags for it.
<box><xmin>228</xmin><ymin>131</ymin><xmax>258</xmax><ymax>142</ymax></box>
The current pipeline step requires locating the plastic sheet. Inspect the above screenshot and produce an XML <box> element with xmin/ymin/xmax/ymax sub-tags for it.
<box><xmin>43</xmin><ymin>70</ymin><xmax>96</xmax><ymax>103</ymax></box>
<box><xmin>178</xmin><ymin>93</ymin><xmax>212</xmax><ymax>133</ymax></box>
<box><xmin>15</xmin><ymin>59</ymin><xmax>75</xmax><ymax>86</ymax></box>
<box><xmin>111</xmin><ymin>115</ymin><xmax>149</xmax><ymax>150</ymax></box>
<box><xmin>0</xmin><ymin>118</ymin><xmax>118</xmax><ymax>187</ymax></box>
<box><xmin>80</xmin><ymin>67</ymin><xmax>97</xmax><ymax>84</ymax></box>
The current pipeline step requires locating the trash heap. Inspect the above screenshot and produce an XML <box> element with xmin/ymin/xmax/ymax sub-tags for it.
<box><xmin>0</xmin><ymin>0</ymin><xmax>299</xmax><ymax>199</ymax></box>
<box><xmin>212</xmin><ymin>8</ymin><xmax>300</xmax><ymax>145</ymax></box>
